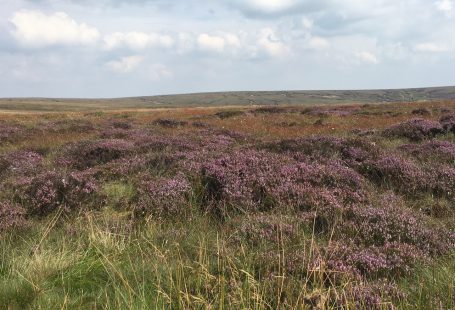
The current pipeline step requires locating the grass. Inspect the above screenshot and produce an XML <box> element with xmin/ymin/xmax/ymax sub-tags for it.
<box><xmin>3</xmin><ymin>208</ymin><xmax>453</xmax><ymax>309</ymax></box>
<box><xmin>1</xmin><ymin>100</ymin><xmax>455</xmax><ymax>308</ymax></box>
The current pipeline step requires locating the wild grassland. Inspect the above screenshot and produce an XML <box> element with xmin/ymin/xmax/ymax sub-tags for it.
<box><xmin>1</xmin><ymin>100</ymin><xmax>455</xmax><ymax>309</ymax></box>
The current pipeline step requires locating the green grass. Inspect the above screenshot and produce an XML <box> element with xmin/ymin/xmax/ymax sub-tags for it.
<box><xmin>0</xmin><ymin>209</ymin><xmax>351</xmax><ymax>309</ymax></box>
<box><xmin>3</xmin><ymin>207</ymin><xmax>452</xmax><ymax>309</ymax></box>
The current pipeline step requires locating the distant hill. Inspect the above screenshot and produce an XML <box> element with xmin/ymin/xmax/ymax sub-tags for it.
<box><xmin>1</xmin><ymin>86</ymin><xmax>455</xmax><ymax>112</ymax></box>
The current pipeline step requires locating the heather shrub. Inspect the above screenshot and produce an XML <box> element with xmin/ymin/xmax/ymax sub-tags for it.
<box><xmin>0</xmin><ymin>150</ymin><xmax>43</xmax><ymax>176</ymax></box>
<box><xmin>135</xmin><ymin>173</ymin><xmax>191</xmax><ymax>217</ymax></box>
<box><xmin>440</xmin><ymin>113</ymin><xmax>455</xmax><ymax>133</ymax></box>
<box><xmin>153</xmin><ymin>118</ymin><xmax>187</xmax><ymax>128</ymax></box>
<box><xmin>16</xmin><ymin>169</ymin><xmax>100</xmax><ymax>216</ymax></box>
<box><xmin>0</xmin><ymin>122</ymin><xmax>25</xmax><ymax>144</ymax></box>
<box><xmin>199</xmin><ymin>150</ymin><xmax>369</xmax><ymax>216</ymax></box>
<box><xmin>357</xmin><ymin>154</ymin><xmax>428</xmax><ymax>195</ymax></box>
<box><xmin>341</xmin><ymin>198</ymin><xmax>453</xmax><ymax>256</ymax></box>
<box><xmin>325</xmin><ymin>242</ymin><xmax>423</xmax><ymax>279</ymax></box>
<box><xmin>411</xmin><ymin>108</ymin><xmax>431</xmax><ymax>116</ymax></box>
<box><xmin>302</xmin><ymin>106</ymin><xmax>360</xmax><ymax>117</ymax></box>
<box><xmin>399</xmin><ymin>140</ymin><xmax>455</xmax><ymax>163</ymax></box>
<box><xmin>131</xmin><ymin>132</ymin><xmax>196</xmax><ymax>153</ymax></box>
<box><xmin>383</xmin><ymin>119</ymin><xmax>444</xmax><ymax>141</ymax></box>
<box><xmin>215</xmin><ymin>110</ymin><xmax>244</xmax><ymax>119</ymax></box>
<box><xmin>254</xmin><ymin>106</ymin><xmax>292</xmax><ymax>114</ymax></box>
<box><xmin>342</xmin><ymin>281</ymin><xmax>403</xmax><ymax>309</ymax></box>
<box><xmin>109</xmin><ymin>152</ymin><xmax>185</xmax><ymax>176</ymax></box>
<box><xmin>192</xmin><ymin>121</ymin><xmax>210</xmax><ymax>128</ymax></box>
<box><xmin>37</xmin><ymin>119</ymin><xmax>94</xmax><ymax>133</ymax></box>
<box><xmin>228</xmin><ymin>214</ymin><xmax>303</xmax><ymax>247</ymax></box>
<box><xmin>430</xmin><ymin>165</ymin><xmax>455</xmax><ymax>199</ymax></box>
<box><xmin>57</xmin><ymin>139</ymin><xmax>134</xmax><ymax>169</ymax></box>
<box><xmin>0</xmin><ymin>201</ymin><xmax>28</xmax><ymax>234</ymax></box>
<box><xmin>111</xmin><ymin>121</ymin><xmax>132</xmax><ymax>129</ymax></box>
<box><xmin>264</xmin><ymin>135</ymin><xmax>379</xmax><ymax>165</ymax></box>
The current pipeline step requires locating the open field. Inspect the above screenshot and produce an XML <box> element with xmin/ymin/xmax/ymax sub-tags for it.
<box><xmin>2</xmin><ymin>86</ymin><xmax>455</xmax><ymax>112</ymax></box>
<box><xmin>1</xmin><ymin>98</ymin><xmax>455</xmax><ymax>309</ymax></box>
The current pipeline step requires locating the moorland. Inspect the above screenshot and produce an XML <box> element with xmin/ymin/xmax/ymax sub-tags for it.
<box><xmin>1</xmin><ymin>92</ymin><xmax>455</xmax><ymax>309</ymax></box>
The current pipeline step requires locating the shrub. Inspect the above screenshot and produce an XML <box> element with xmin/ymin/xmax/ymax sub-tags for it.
<box><xmin>37</xmin><ymin>119</ymin><xmax>94</xmax><ymax>134</ymax></box>
<box><xmin>358</xmin><ymin>154</ymin><xmax>428</xmax><ymax>195</ymax></box>
<box><xmin>153</xmin><ymin>118</ymin><xmax>187</xmax><ymax>128</ymax></box>
<box><xmin>0</xmin><ymin>150</ymin><xmax>43</xmax><ymax>176</ymax></box>
<box><xmin>399</xmin><ymin>140</ymin><xmax>455</xmax><ymax>163</ymax></box>
<box><xmin>341</xmin><ymin>197</ymin><xmax>454</xmax><ymax>256</ymax></box>
<box><xmin>0</xmin><ymin>201</ymin><xmax>28</xmax><ymax>234</ymax></box>
<box><xmin>0</xmin><ymin>122</ymin><xmax>25</xmax><ymax>144</ymax></box>
<box><xmin>383</xmin><ymin>119</ymin><xmax>444</xmax><ymax>141</ymax></box>
<box><xmin>430</xmin><ymin>165</ymin><xmax>455</xmax><ymax>199</ymax></box>
<box><xmin>411</xmin><ymin>108</ymin><xmax>431</xmax><ymax>116</ymax></box>
<box><xmin>440</xmin><ymin>113</ymin><xmax>455</xmax><ymax>133</ymax></box>
<box><xmin>264</xmin><ymin>135</ymin><xmax>379</xmax><ymax>165</ymax></box>
<box><xmin>111</xmin><ymin>121</ymin><xmax>132</xmax><ymax>129</ymax></box>
<box><xmin>136</xmin><ymin>174</ymin><xmax>191</xmax><ymax>217</ymax></box>
<box><xmin>229</xmin><ymin>214</ymin><xmax>302</xmax><ymax>246</ymax></box>
<box><xmin>326</xmin><ymin>242</ymin><xmax>423</xmax><ymax>279</ymax></box>
<box><xmin>57</xmin><ymin>139</ymin><xmax>134</xmax><ymax>169</ymax></box>
<box><xmin>254</xmin><ymin>106</ymin><xmax>292</xmax><ymax>114</ymax></box>
<box><xmin>16</xmin><ymin>169</ymin><xmax>100</xmax><ymax>216</ymax></box>
<box><xmin>215</xmin><ymin>110</ymin><xmax>244</xmax><ymax>119</ymax></box>
<box><xmin>199</xmin><ymin>150</ymin><xmax>369</xmax><ymax>215</ymax></box>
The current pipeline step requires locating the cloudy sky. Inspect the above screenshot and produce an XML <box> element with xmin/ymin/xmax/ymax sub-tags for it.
<box><xmin>0</xmin><ymin>0</ymin><xmax>454</xmax><ymax>97</ymax></box>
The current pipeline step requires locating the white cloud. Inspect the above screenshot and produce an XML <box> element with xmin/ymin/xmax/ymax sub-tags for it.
<box><xmin>308</xmin><ymin>36</ymin><xmax>329</xmax><ymax>49</ymax></box>
<box><xmin>257</xmin><ymin>28</ymin><xmax>290</xmax><ymax>57</ymax></box>
<box><xmin>435</xmin><ymin>0</ymin><xmax>453</xmax><ymax>12</ymax></box>
<box><xmin>149</xmin><ymin>63</ymin><xmax>173</xmax><ymax>81</ymax></box>
<box><xmin>302</xmin><ymin>17</ymin><xmax>314</xmax><ymax>30</ymax></box>
<box><xmin>197</xmin><ymin>34</ymin><xmax>225</xmax><ymax>52</ymax></box>
<box><xmin>241</xmin><ymin>0</ymin><xmax>301</xmax><ymax>14</ymax></box>
<box><xmin>414</xmin><ymin>42</ymin><xmax>448</xmax><ymax>52</ymax></box>
<box><xmin>9</xmin><ymin>10</ymin><xmax>100</xmax><ymax>47</ymax></box>
<box><xmin>103</xmin><ymin>31</ymin><xmax>174</xmax><ymax>50</ymax></box>
<box><xmin>197</xmin><ymin>33</ymin><xmax>241</xmax><ymax>53</ymax></box>
<box><xmin>355</xmin><ymin>51</ymin><xmax>379</xmax><ymax>64</ymax></box>
<box><xmin>106</xmin><ymin>55</ymin><xmax>143</xmax><ymax>73</ymax></box>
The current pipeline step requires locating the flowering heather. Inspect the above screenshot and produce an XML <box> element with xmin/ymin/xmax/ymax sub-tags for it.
<box><xmin>254</xmin><ymin>106</ymin><xmax>296</xmax><ymax>114</ymax></box>
<box><xmin>430</xmin><ymin>165</ymin><xmax>455</xmax><ymax>199</ymax></box>
<box><xmin>264</xmin><ymin>135</ymin><xmax>379</xmax><ymax>165</ymax></box>
<box><xmin>440</xmin><ymin>113</ymin><xmax>455</xmax><ymax>133</ymax></box>
<box><xmin>215</xmin><ymin>110</ymin><xmax>245</xmax><ymax>119</ymax></box>
<box><xmin>383</xmin><ymin>118</ymin><xmax>444</xmax><ymax>141</ymax></box>
<box><xmin>111</xmin><ymin>121</ymin><xmax>132</xmax><ymax>129</ymax></box>
<box><xmin>301</xmin><ymin>105</ymin><xmax>361</xmax><ymax>117</ymax></box>
<box><xmin>411</xmin><ymin>108</ymin><xmax>431</xmax><ymax>116</ymax></box>
<box><xmin>36</xmin><ymin>119</ymin><xmax>95</xmax><ymax>134</ymax></box>
<box><xmin>0</xmin><ymin>201</ymin><xmax>28</xmax><ymax>234</ymax></box>
<box><xmin>341</xmin><ymin>201</ymin><xmax>454</xmax><ymax>256</ymax></box>
<box><xmin>153</xmin><ymin>118</ymin><xmax>188</xmax><ymax>128</ymax></box>
<box><xmin>326</xmin><ymin>242</ymin><xmax>423</xmax><ymax>279</ymax></box>
<box><xmin>199</xmin><ymin>150</ymin><xmax>369</xmax><ymax>214</ymax></box>
<box><xmin>57</xmin><ymin>139</ymin><xmax>134</xmax><ymax>169</ymax></box>
<box><xmin>0</xmin><ymin>122</ymin><xmax>25</xmax><ymax>144</ymax></box>
<box><xmin>344</xmin><ymin>282</ymin><xmax>403</xmax><ymax>309</ymax></box>
<box><xmin>130</xmin><ymin>132</ymin><xmax>196</xmax><ymax>153</ymax></box>
<box><xmin>358</xmin><ymin>154</ymin><xmax>428</xmax><ymax>195</ymax></box>
<box><xmin>229</xmin><ymin>214</ymin><xmax>301</xmax><ymax>246</ymax></box>
<box><xmin>399</xmin><ymin>140</ymin><xmax>455</xmax><ymax>163</ymax></box>
<box><xmin>0</xmin><ymin>150</ymin><xmax>43</xmax><ymax>176</ymax></box>
<box><xmin>16</xmin><ymin>169</ymin><xmax>100</xmax><ymax>216</ymax></box>
<box><xmin>136</xmin><ymin>174</ymin><xmax>191</xmax><ymax>216</ymax></box>
<box><xmin>109</xmin><ymin>152</ymin><xmax>186</xmax><ymax>176</ymax></box>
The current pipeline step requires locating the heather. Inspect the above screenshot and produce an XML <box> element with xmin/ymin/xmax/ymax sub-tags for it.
<box><xmin>1</xmin><ymin>101</ymin><xmax>455</xmax><ymax>309</ymax></box>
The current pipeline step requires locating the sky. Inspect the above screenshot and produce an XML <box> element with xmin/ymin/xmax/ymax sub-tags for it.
<box><xmin>0</xmin><ymin>0</ymin><xmax>454</xmax><ymax>98</ymax></box>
